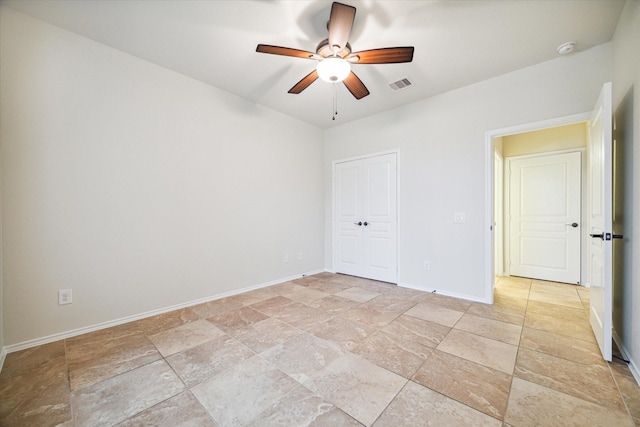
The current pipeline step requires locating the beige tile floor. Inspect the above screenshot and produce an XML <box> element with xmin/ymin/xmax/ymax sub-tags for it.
<box><xmin>1</xmin><ymin>273</ymin><xmax>639</xmax><ymax>426</ymax></box>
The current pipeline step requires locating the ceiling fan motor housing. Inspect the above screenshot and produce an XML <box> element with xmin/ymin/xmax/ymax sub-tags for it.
<box><xmin>316</xmin><ymin>39</ymin><xmax>352</xmax><ymax>58</ymax></box>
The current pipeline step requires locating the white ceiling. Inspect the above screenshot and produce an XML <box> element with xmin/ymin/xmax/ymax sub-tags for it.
<box><xmin>3</xmin><ymin>0</ymin><xmax>625</xmax><ymax>129</ymax></box>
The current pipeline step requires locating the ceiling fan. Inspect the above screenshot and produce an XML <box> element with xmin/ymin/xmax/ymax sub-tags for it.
<box><xmin>256</xmin><ymin>2</ymin><xmax>414</xmax><ymax>100</ymax></box>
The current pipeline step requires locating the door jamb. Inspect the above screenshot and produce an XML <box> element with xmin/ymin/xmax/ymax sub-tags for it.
<box><xmin>484</xmin><ymin>113</ymin><xmax>590</xmax><ymax>303</ymax></box>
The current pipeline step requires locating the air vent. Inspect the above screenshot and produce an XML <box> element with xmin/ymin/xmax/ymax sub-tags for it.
<box><xmin>389</xmin><ymin>78</ymin><xmax>413</xmax><ymax>91</ymax></box>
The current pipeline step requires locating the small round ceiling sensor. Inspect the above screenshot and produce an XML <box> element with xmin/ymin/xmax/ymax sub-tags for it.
<box><xmin>557</xmin><ymin>42</ymin><xmax>576</xmax><ymax>55</ymax></box>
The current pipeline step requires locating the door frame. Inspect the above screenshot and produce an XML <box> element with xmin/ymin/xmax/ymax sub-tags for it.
<box><xmin>503</xmin><ymin>149</ymin><xmax>586</xmax><ymax>284</ymax></box>
<box><xmin>484</xmin><ymin>113</ymin><xmax>591</xmax><ymax>303</ymax></box>
<box><xmin>331</xmin><ymin>149</ymin><xmax>400</xmax><ymax>281</ymax></box>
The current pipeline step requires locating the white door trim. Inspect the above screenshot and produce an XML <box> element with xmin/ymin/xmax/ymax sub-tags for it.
<box><xmin>484</xmin><ymin>113</ymin><xmax>591</xmax><ymax>303</ymax></box>
<box><xmin>332</xmin><ymin>149</ymin><xmax>400</xmax><ymax>281</ymax></box>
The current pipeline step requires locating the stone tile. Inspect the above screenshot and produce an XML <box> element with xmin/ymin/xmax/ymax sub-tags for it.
<box><xmin>437</xmin><ymin>329</ymin><xmax>518</xmax><ymax>374</ymax></box>
<box><xmin>303</xmin><ymin>280</ymin><xmax>355</xmax><ymax>294</ymax></box>
<box><xmin>190</xmin><ymin>297</ymin><xmax>244</xmax><ymax>319</ymax></box>
<box><xmin>454</xmin><ymin>313</ymin><xmax>522</xmax><ymax>345</ymax></box>
<box><xmin>67</xmin><ymin>331</ymin><xmax>161</xmax><ymax>391</ymax></box>
<box><xmin>365</xmin><ymin>293</ymin><xmax>417</xmax><ymax>312</ymax></box>
<box><xmin>276</xmin><ymin>305</ymin><xmax>334</xmax><ymax>329</ymax></box>
<box><xmin>71</xmin><ymin>360</ymin><xmax>184</xmax><ymax>427</ymax></box>
<box><xmin>191</xmin><ymin>356</ymin><xmax>299</xmax><ymax>427</ymax></box>
<box><xmin>466</xmin><ymin>302</ymin><xmax>525</xmax><ymax>325</ymax></box>
<box><xmin>230</xmin><ymin>317</ymin><xmax>303</xmax><ymax>353</ymax></box>
<box><xmin>335</xmin><ymin>287</ymin><xmax>381</xmax><ymax>303</ymax></box>
<box><xmin>207</xmin><ymin>306</ymin><xmax>269</xmax><ymax>333</ymax></box>
<box><xmin>497</xmin><ymin>276</ymin><xmax>532</xmax><ymax>288</ymax></box>
<box><xmin>412</xmin><ymin>349</ymin><xmax>511</xmax><ymax>419</ymax></box>
<box><xmin>303</xmin><ymin>315</ymin><xmax>376</xmax><ymax>351</ymax></box>
<box><xmin>0</xmin><ymin>351</ymin><xmax>72</xmax><ymax>427</ymax></box>
<box><xmin>135</xmin><ymin>308</ymin><xmax>199</xmax><ymax>335</ymax></box>
<box><xmin>339</xmin><ymin>304</ymin><xmax>404</xmax><ymax>329</ymax></box>
<box><xmin>577</xmin><ymin>287</ymin><xmax>590</xmax><ymax>303</ymax></box>
<box><xmin>493</xmin><ymin>294</ymin><xmax>528</xmax><ymax>315</ymax></box>
<box><xmin>514</xmin><ymin>348</ymin><xmax>626</xmax><ymax>411</ymax></box>
<box><xmin>524</xmin><ymin>311</ymin><xmax>595</xmax><ymax>342</ymax></box>
<box><xmin>166</xmin><ymin>334</ymin><xmax>255</xmax><ymax>387</ymax></box>
<box><xmin>525</xmin><ymin>300</ymin><xmax>587</xmax><ymax>321</ymax></box>
<box><xmin>610</xmin><ymin>362</ymin><xmax>640</xmax><ymax>420</ymax></box>
<box><xmin>382</xmin><ymin>314</ymin><xmax>450</xmax><ymax>348</ymax></box>
<box><xmin>308</xmin><ymin>294</ymin><xmax>363</xmax><ymax>313</ymax></box>
<box><xmin>249</xmin><ymin>296</ymin><xmax>306</xmax><ymax>317</ymax></box>
<box><xmin>304</xmin><ymin>353</ymin><xmax>407</xmax><ymax>426</ymax></box>
<box><xmin>421</xmin><ymin>292</ymin><xmax>473</xmax><ymax>312</ymax></box>
<box><xmin>519</xmin><ymin>327</ymin><xmax>604</xmax><ymax>365</ymax></box>
<box><xmin>504</xmin><ymin>377</ymin><xmax>633</xmax><ymax>427</ymax></box>
<box><xmin>353</xmin><ymin>331</ymin><xmax>432</xmax><ymax>379</ymax></box>
<box><xmin>267</xmin><ymin>281</ymin><xmax>306</xmax><ymax>295</ymax></box>
<box><xmin>494</xmin><ymin>283</ymin><xmax>531</xmax><ymax>299</ymax></box>
<box><xmin>0</xmin><ymin>341</ymin><xmax>66</xmax><ymax>381</ymax></box>
<box><xmin>284</xmin><ymin>288</ymin><xmax>331</xmax><ymax>304</ymax></box>
<box><xmin>531</xmin><ymin>280</ymin><xmax>581</xmax><ymax>297</ymax></box>
<box><xmin>528</xmin><ymin>290</ymin><xmax>583</xmax><ymax>309</ymax></box>
<box><xmin>149</xmin><ymin>319</ymin><xmax>226</xmax><ymax>357</ymax></box>
<box><xmin>226</xmin><ymin>287</ymin><xmax>279</xmax><ymax>306</ymax></box>
<box><xmin>404</xmin><ymin>302</ymin><xmax>464</xmax><ymax>327</ymax></box>
<box><xmin>260</xmin><ymin>334</ymin><xmax>347</xmax><ymax>383</ymax></box>
<box><xmin>117</xmin><ymin>391</ymin><xmax>216</xmax><ymax>426</ymax></box>
<box><xmin>373</xmin><ymin>381</ymin><xmax>502</xmax><ymax>427</ymax></box>
<box><xmin>247</xmin><ymin>386</ymin><xmax>364</xmax><ymax>427</ymax></box>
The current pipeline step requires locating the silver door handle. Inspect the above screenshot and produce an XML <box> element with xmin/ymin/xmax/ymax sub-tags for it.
<box><xmin>566</xmin><ymin>223</ymin><xmax>579</xmax><ymax>228</ymax></box>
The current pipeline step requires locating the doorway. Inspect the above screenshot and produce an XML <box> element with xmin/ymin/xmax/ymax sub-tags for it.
<box><xmin>483</xmin><ymin>113</ymin><xmax>591</xmax><ymax>303</ymax></box>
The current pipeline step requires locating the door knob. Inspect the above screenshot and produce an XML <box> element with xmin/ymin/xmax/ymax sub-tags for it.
<box><xmin>354</xmin><ymin>221</ymin><xmax>362</xmax><ymax>226</ymax></box>
<box><xmin>566</xmin><ymin>222</ymin><xmax>579</xmax><ymax>228</ymax></box>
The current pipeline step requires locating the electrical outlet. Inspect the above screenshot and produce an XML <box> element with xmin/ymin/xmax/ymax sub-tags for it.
<box><xmin>454</xmin><ymin>212</ymin><xmax>466</xmax><ymax>223</ymax></box>
<box><xmin>423</xmin><ymin>260</ymin><xmax>431</xmax><ymax>271</ymax></box>
<box><xmin>59</xmin><ymin>289</ymin><xmax>72</xmax><ymax>305</ymax></box>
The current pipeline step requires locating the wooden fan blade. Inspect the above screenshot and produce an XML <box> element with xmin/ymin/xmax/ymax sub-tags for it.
<box><xmin>328</xmin><ymin>2</ymin><xmax>356</xmax><ymax>51</ymax></box>
<box><xmin>256</xmin><ymin>44</ymin><xmax>318</xmax><ymax>60</ymax></box>
<box><xmin>343</xmin><ymin>71</ymin><xmax>370</xmax><ymax>99</ymax></box>
<box><xmin>288</xmin><ymin>70</ymin><xmax>319</xmax><ymax>94</ymax></box>
<box><xmin>349</xmin><ymin>47</ymin><xmax>415</xmax><ymax>64</ymax></box>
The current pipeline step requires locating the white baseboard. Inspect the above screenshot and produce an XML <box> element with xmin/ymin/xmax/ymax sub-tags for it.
<box><xmin>397</xmin><ymin>281</ymin><xmax>491</xmax><ymax>304</ymax></box>
<box><xmin>2</xmin><ymin>270</ymin><xmax>325</xmax><ymax>357</ymax></box>
<box><xmin>613</xmin><ymin>329</ymin><xmax>640</xmax><ymax>386</ymax></box>
<box><xmin>0</xmin><ymin>347</ymin><xmax>6</xmax><ymax>373</ymax></box>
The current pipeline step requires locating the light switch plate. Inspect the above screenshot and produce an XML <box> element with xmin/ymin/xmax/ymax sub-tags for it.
<box><xmin>454</xmin><ymin>213</ymin><xmax>466</xmax><ymax>223</ymax></box>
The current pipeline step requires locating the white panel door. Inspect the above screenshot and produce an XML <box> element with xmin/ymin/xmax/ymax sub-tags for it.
<box><xmin>508</xmin><ymin>151</ymin><xmax>581</xmax><ymax>283</ymax></box>
<box><xmin>334</xmin><ymin>153</ymin><xmax>397</xmax><ymax>283</ymax></box>
<box><xmin>588</xmin><ymin>82</ymin><xmax>613</xmax><ymax>361</ymax></box>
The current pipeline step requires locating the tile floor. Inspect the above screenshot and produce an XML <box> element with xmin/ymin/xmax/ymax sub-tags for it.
<box><xmin>1</xmin><ymin>273</ymin><xmax>639</xmax><ymax>426</ymax></box>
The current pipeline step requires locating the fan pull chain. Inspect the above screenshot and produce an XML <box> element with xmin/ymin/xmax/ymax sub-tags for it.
<box><xmin>332</xmin><ymin>83</ymin><xmax>338</xmax><ymax>120</ymax></box>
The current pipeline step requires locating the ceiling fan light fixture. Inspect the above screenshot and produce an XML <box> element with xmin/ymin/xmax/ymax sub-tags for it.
<box><xmin>317</xmin><ymin>57</ymin><xmax>351</xmax><ymax>83</ymax></box>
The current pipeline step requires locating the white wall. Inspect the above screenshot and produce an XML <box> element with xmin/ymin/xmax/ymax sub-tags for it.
<box><xmin>611</xmin><ymin>0</ymin><xmax>640</xmax><ymax>380</ymax></box>
<box><xmin>0</xmin><ymin>7</ymin><xmax>325</xmax><ymax>346</ymax></box>
<box><xmin>325</xmin><ymin>43</ymin><xmax>612</xmax><ymax>301</ymax></box>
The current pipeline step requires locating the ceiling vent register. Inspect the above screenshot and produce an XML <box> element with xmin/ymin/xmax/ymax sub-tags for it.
<box><xmin>389</xmin><ymin>78</ymin><xmax>413</xmax><ymax>91</ymax></box>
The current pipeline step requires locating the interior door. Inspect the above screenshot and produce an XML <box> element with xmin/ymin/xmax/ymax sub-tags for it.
<box><xmin>588</xmin><ymin>82</ymin><xmax>613</xmax><ymax>361</ymax></box>
<box><xmin>508</xmin><ymin>151</ymin><xmax>582</xmax><ymax>284</ymax></box>
<box><xmin>334</xmin><ymin>153</ymin><xmax>397</xmax><ymax>283</ymax></box>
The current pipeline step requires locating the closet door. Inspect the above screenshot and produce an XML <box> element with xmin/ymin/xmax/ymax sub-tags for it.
<box><xmin>334</xmin><ymin>153</ymin><xmax>397</xmax><ymax>283</ymax></box>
